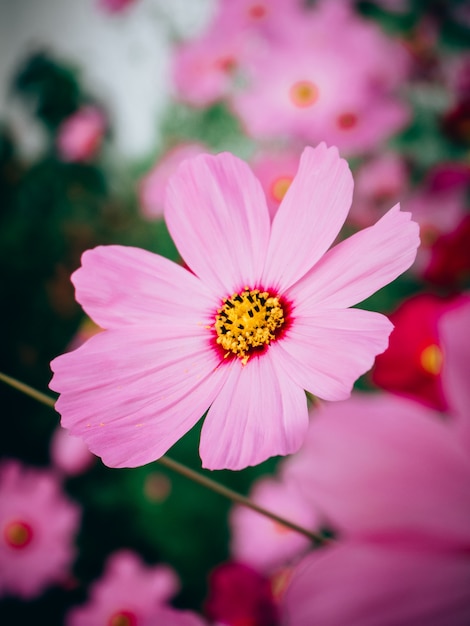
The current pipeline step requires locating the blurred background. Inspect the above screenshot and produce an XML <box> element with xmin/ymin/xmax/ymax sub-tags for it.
<box><xmin>1</xmin><ymin>0</ymin><xmax>469</xmax><ymax>624</ymax></box>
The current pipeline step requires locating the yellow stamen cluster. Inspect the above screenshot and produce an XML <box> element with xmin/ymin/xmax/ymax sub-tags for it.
<box><xmin>215</xmin><ymin>287</ymin><xmax>285</xmax><ymax>365</ymax></box>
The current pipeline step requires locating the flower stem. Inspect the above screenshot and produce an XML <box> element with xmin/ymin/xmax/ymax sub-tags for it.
<box><xmin>0</xmin><ymin>371</ymin><xmax>328</xmax><ymax>545</ymax></box>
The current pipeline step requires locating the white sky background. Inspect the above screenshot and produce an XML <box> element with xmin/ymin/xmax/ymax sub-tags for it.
<box><xmin>0</xmin><ymin>0</ymin><xmax>215</xmax><ymax>159</ymax></box>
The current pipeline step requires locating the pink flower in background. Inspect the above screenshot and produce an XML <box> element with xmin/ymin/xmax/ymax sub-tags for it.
<box><xmin>172</xmin><ymin>32</ymin><xmax>245</xmax><ymax>107</ymax></box>
<box><xmin>282</xmin><ymin>392</ymin><xmax>470</xmax><ymax>625</ymax></box>
<box><xmin>405</xmin><ymin>165</ymin><xmax>469</xmax><ymax>277</ymax></box>
<box><xmin>142</xmin><ymin>608</ymin><xmax>208</xmax><ymax>626</ymax></box>
<box><xmin>50</xmin><ymin>427</ymin><xmax>95</xmax><ymax>476</ymax></box>
<box><xmin>0</xmin><ymin>459</ymin><xmax>80</xmax><ymax>598</ymax></box>
<box><xmin>67</xmin><ymin>550</ymin><xmax>179</xmax><ymax>626</ymax></box>
<box><xmin>171</xmin><ymin>0</ymin><xmax>304</xmax><ymax>106</ymax></box>
<box><xmin>97</xmin><ymin>0</ymin><xmax>137</xmax><ymax>14</ymax></box>
<box><xmin>250</xmin><ymin>149</ymin><xmax>301</xmax><ymax>219</ymax></box>
<box><xmin>205</xmin><ymin>561</ymin><xmax>280</xmax><ymax>626</ymax></box>
<box><xmin>349</xmin><ymin>152</ymin><xmax>409</xmax><ymax>227</ymax></box>
<box><xmin>139</xmin><ymin>143</ymin><xmax>208</xmax><ymax>219</ymax></box>
<box><xmin>57</xmin><ymin>106</ymin><xmax>106</xmax><ymax>163</ymax></box>
<box><xmin>50</xmin><ymin>144</ymin><xmax>419</xmax><ymax>471</ymax></box>
<box><xmin>230</xmin><ymin>474</ymin><xmax>318</xmax><ymax>574</ymax></box>
<box><xmin>229</xmin><ymin>0</ymin><xmax>410</xmax><ymax>154</ymax></box>
<box><xmin>282</xmin><ymin>302</ymin><xmax>470</xmax><ymax>624</ymax></box>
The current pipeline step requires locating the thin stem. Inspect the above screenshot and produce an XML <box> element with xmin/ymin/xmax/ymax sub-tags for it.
<box><xmin>0</xmin><ymin>371</ymin><xmax>56</xmax><ymax>408</ymax></box>
<box><xmin>0</xmin><ymin>371</ymin><xmax>329</xmax><ymax>544</ymax></box>
<box><xmin>156</xmin><ymin>456</ymin><xmax>325</xmax><ymax>543</ymax></box>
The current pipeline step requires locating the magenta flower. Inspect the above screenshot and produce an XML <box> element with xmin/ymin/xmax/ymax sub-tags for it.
<box><xmin>0</xmin><ymin>459</ymin><xmax>80</xmax><ymax>598</ymax></box>
<box><xmin>139</xmin><ymin>143</ymin><xmax>208</xmax><ymax>220</ymax></box>
<box><xmin>67</xmin><ymin>550</ymin><xmax>179</xmax><ymax>626</ymax></box>
<box><xmin>230</xmin><ymin>473</ymin><xmax>318</xmax><ymax>573</ymax></box>
<box><xmin>50</xmin><ymin>426</ymin><xmax>95</xmax><ymax>476</ymax></box>
<box><xmin>50</xmin><ymin>144</ymin><xmax>419</xmax><ymax>470</ymax></box>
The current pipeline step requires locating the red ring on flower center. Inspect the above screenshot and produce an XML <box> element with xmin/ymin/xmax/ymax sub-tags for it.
<box><xmin>108</xmin><ymin>610</ymin><xmax>138</xmax><ymax>626</ymax></box>
<box><xmin>249</xmin><ymin>4</ymin><xmax>267</xmax><ymax>19</ymax></box>
<box><xmin>3</xmin><ymin>520</ymin><xmax>34</xmax><ymax>549</ymax></box>
<box><xmin>337</xmin><ymin>112</ymin><xmax>358</xmax><ymax>129</ymax></box>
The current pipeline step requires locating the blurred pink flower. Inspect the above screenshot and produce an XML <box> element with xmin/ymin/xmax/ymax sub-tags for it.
<box><xmin>229</xmin><ymin>1</ymin><xmax>410</xmax><ymax>154</ymax></box>
<box><xmin>97</xmin><ymin>0</ymin><xmax>137</xmax><ymax>14</ymax></box>
<box><xmin>0</xmin><ymin>459</ymin><xmax>80</xmax><ymax>598</ymax></box>
<box><xmin>171</xmin><ymin>0</ymin><xmax>304</xmax><ymax>106</ymax></box>
<box><xmin>172</xmin><ymin>32</ymin><xmax>243</xmax><ymax>106</ymax></box>
<box><xmin>230</xmin><ymin>474</ymin><xmax>318</xmax><ymax>574</ymax></box>
<box><xmin>349</xmin><ymin>152</ymin><xmax>409</xmax><ymax>227</ymax></box>
<box><xmin>139</xmin><ymin>143</ymin><xmax>208</xmax><ymax>219</ymax></box>
<box><xmin>50</xmin><ymin>427</ymin><xmax>95</xmax><ymax>476</ymax></box>
<box><xmin>405</xmin><ymin>166</ymin><xmax>469</xmax><ymax>278</ymax></box>
<box><xmin>50</xmin><ymin>144</ymin><xmax>419</xmax><ymax>470</ymax></box>
<box><xmin>142</xmin><ymin>607</ymin><xmax>208</xmax><ymax>626</ymax></box>
<box><xmin>250</xmin><ymin>149</ymin><xmax>301</xmax><ymax>219</ymax></box>
<box><xmin>67</xmin><ymin>550</ymin><xmax>179</xmax><ymax>626</ymax></box>
<box><xmin>282</xmin><ymin>301</ymin><xmax>470</xmax><ymax>624</ymax></box>
<box><xmin>57</xmin><ymin>106</ymin><xmax>106</xmax><ymax>163</ymax></box>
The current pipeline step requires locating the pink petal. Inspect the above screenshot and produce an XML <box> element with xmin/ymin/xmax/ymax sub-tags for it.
<box><xmin>165</xmin><ymin>152</ymin><xmax>270</xmax><ymax>296</ymax></box>
<box><xmin>72</xmin><ymin>245</ymin><xmax>216</xmax><ymax>329</ymax></box>
<box><xmin>230</xmin><ymin>475</ymin><xmax>317</xmax><ymax>573</ymax></box>
<box><xmin>271</xmin><ymin>308</ymin><xmax>392</xmax><ymax>401</ymax></box>
<box><xmin>199</xmin><ymin>355</ymin><xmax>308</xmax><ymax>470</ymax></box>
<box><xmin>286</xmin><ymin>393</ymin><xmax>470</xmax><ymax>543</ymax></box>
<box><xmin>440</xmin><ymin>299</ymin><xmax>470</xmax><ymax>449</ymax></box>
<box><xmin>50</xmin><ymin>327</ymin><xmax>229</xmax><ymax>467</ymax></box>
<box><xmin>287</xmin><ymin>204</ymin><xmax>420</xmax><ymax>312</ymax></box>
<box><xmin>262</xmin><ymin>144</ymin><xmax>353</xmax><ymax>291</ymax></box>
<box><xmin>284</xmin><ymin>541</ymin><xmax>470</xmax><ymax>626</ymax></box>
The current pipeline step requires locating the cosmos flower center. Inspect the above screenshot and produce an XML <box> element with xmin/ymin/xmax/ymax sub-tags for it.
<box><xmin>420</xmin><ymin>343</ymin><xmax>443</xmax><ymax>375</ymax></box>
<box><xmin>289</xmin><ymin>80</ymin><xmax>319</xmax><ymax>108</ymax></box>
<box><xmin>215</xmin><ymin>287</ymin><xmax>285</xmax><ymax>365</ymax></box>
<box><xmin>270</xmin><ymin>175</ymin><xmax>293</xmax><ymax>203</ymax></box>
<box><xmin>3</xmin><ymin>520</ymin><xmax>34</xmax><ymax>549</ymax></box>
<box><xmin>108</xmin><ymin>610</ymin><xmax>137</xmax><ymax>626</ymax></box>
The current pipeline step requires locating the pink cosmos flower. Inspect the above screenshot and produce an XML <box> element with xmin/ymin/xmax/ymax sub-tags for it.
<box><xmin>230</xmin><ymin>474</ymin><xmax>318</xmax><ymax>574</ymax></box>
<box><xmin>142</xmin><ymin>608</ymin><xmax>207</xmax><ymax>626</ymax></box>
<box><xmin>50</xmin><ymin>426</ymin><xmax>95</xmax><ymax>476</ymax></box>
<box><xmin>229</xmin><ymin>1</ymin><xmax>410</xmax><ymax>154</ymax></box>
<box><xmin>139</xmin><ymin>143</ymin><xmax>209</xmax><ymax>220</ymax></box>
<box><xmin>57</xmin><ymin>106</ymin><xmax>106</xmax><ymax>163</ymax></box>
<box><xmin>349</xmin><ymin>152</ymin><xmax>409</xmax><ymax>228</ymax></box>
<box><xmin>97</xmin><ymin>0</ymin><xmax>137</xmax><ymax>14</ymax></box>
<box><xmin>50</xmin><ymin>144</ymin><xmax>419</xmax><ymax>471</ymax></box>
<box><xmin>66</xmin><ymin>550</ymin><xmax>179</xmax><ymax>626</ymax></box>
<box><xmin>282</xmin><ymin>300</ymin><xmax>470</xmax><ymax>624</ymax></box>
<box><xmin>171</xmin><ymin>32</ymin><xmax>243</xmax><ymax>107</ymax></box>
<box><xmin>282</xmin><ymin>391</ymin><xmax>470</xmax><ymax>625</ymax></box>
<box><xmin>0</xmin><ymin>459</ymin><xmax>80</xmax><ymax>598</ymax></box>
